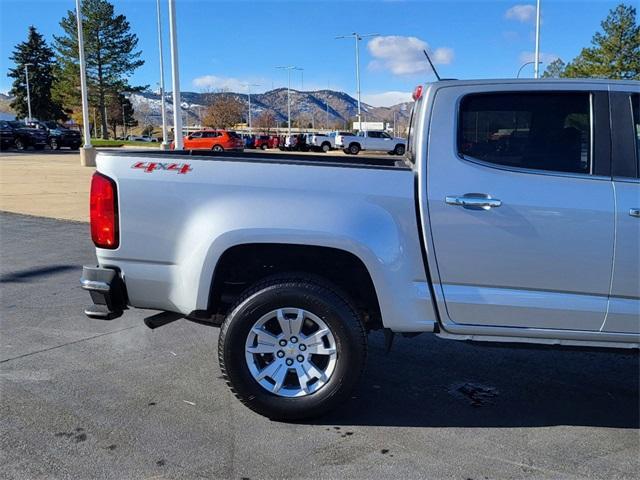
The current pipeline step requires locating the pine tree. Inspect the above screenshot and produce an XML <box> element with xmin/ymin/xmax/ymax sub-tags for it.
<box><xmin>53</xmin><ymin>0</ymin><xmax>144</xmax><ymax>138</ymax></box>
<box><xmin>564</xmin><ymin>3</ymin><xmax>640</xmax><ymax>79</ymax></box>
<box><xmin>541</xmin><ymin>58</ymin><xmax>567</xmax><ymax>78</ymax></box>
<box><xmin>8</xmin><ymin>26</ymin><xmax>66</xmax><ymax>121</ymax></box>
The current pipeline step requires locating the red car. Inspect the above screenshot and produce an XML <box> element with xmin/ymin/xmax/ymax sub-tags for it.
<box><xmin>175</xmin><ymin>129</ymin><xmax>244</xmax><ymax>151</ymax></box>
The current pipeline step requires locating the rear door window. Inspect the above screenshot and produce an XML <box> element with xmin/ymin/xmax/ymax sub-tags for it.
<box><xmin>632</xmin><ymin>93</ymin><xmax>640</xmax><ymax>172</ymax></box>
<box><xmin>458</xmin><ymin>92</ymin><xmax>592</xmax><ymax>175</ymax></box>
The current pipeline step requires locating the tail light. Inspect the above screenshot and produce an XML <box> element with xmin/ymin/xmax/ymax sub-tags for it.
<box><xmin>90</xmin><ymin>172</ymin><xmax>119</xmax><ymax>249</ymax></box>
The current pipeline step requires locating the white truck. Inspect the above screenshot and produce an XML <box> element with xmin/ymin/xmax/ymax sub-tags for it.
<box><xmin>82</xmin><ymin>79</ymin><xmax>639</xmax><ymax>420</ymax></box>
<box><xmin>336</xmin><ymin>129</ymin><xmax>406</xmax><ymax>155</ymax></box>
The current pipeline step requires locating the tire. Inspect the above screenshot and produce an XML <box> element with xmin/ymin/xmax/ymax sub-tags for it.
<box><xmin>261</xmin><ymin>143</ymin><xmax>268</xmax><ymax>150</ymax></box>
<box><xmin>321</xmin><ymin>142</ymin><xmax>331</xmax><ymax>153</ymax></box>
<box><xmin>394</xmin><ymin>144</ymin><xmax>405</xmax><ymax>156</ymax></box>
<box><xmin>50</xmin><ymin>138</ymin><xmax>60</xmax><ymax>150</ymax></box>
<box><xmin>218</xmin><ymin>275</ymin><xmax>367</xmax><ymax>421</ymax></box>
<box><xmin>14</xmin><ymin>138</ymin><xmax>25</xmax><ymax>151</ymax></box>
<box><xmin>212</xmin><ymin>144</ymin><xmax>224</xmax><ymax>152</ymax></box>
<box><xmin>348</xmin><ymin>143</ymin><xmax>360</xmax><ymax>155</ymax></box>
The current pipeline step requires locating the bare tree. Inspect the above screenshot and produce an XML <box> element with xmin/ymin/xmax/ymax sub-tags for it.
<box><xmin>202</xmin><ymin>92</ymin><xmax>244</xmax><ymax>129</ymax></box>
<box><xmin>254</xmin><ymin>111</ymin><xmax>276</xmax><ymax>133</ymax></box>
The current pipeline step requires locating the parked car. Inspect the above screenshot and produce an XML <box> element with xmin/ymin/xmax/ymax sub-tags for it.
<box><xmin>254</xmin><ymin>135</ymin><xmax>272</xmax><ymax>150</ymax></box>
<box><xmin>307</xmin><ymin>132</ymin><xmax>334</xmax><ymax>152</ymax></box>
<box><xmin>178</xmin><ymin>129</ymin><xmax>244</xmax><ymax>152</ymax></box>
<box><xmin>81</xmin><ymin>79</ymin><xmax>640</xmax><ymax>421</ymax></box>
<box><xmin>0</xmin><ymin>120</ymin><xmax>48</xmax><ymax>151</ymax></box>
<box><xmin>336</xmin><ymin>130</ymin><xmax>406</xmax><ymax>155</ymax></box>
<box><xmin>28</xmin><ymin>121</ymin><xmax>81</xmax><ymax>150</ymax></box>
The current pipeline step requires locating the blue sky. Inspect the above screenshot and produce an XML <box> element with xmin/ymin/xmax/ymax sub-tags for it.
<box><xmin>0</xmin><ymin>0</ymin><xmax>624</xmax><ymax>106</ymax></box>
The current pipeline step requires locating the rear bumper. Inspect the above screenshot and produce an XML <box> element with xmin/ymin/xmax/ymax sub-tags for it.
<box><xmin>80</xmin><ymin>265</ymin><xmax>128</xmax><ymax>319</ymax></box>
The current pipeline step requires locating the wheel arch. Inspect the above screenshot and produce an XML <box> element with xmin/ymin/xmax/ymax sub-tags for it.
<box><xmin>207</xmin><ymin>243</ymin><xmax>383</xmax><ymax>331</ymax></box>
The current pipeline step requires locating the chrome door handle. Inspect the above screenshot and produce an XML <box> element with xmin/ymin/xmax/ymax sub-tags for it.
<box><xmin>445</xmin><ymin>194</ymin><xmax>502</xmax><ymax>210</ymax></box>
<box><xmin>630</xmin><ymin>208</ymin><xmax>640</xmax><ymax>218</ymax></box>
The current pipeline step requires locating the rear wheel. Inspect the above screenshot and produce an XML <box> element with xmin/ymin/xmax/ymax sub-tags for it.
<box><xmin>49</xmin><ymin>138</ymin><xmax>60</xmax><ymax>150</ymax></box>
<box><xmin>14</xmin><ymin>138</ymin><xmax>25</xmax><ymax>151</ymax></box>
<box><xmin>212</xmin><ymin>144</ymin><xmax>224</xmax><ymax>152</ymax></box>
<box><xmin>261</xmin><ymin>143</ymin><xmax>268</xmax><ymax>150</ymax></box>
<box><xmin>394</xmin><ymin>144</ymin><xmax>405</xmax><ymax>156</ymax></box>
<box><xmin>348</xmin><ymin>143</ymin><xmax>360</xmax><ymax>155</ymax></box>
<box><xmin>218</xmin><ymin>276</ymin><xmax>367</xmax><ymax>420</ymax></box>
<box><xmin>321</xmin><ymin>142</ymin><xmax>331</xmax><ymax>153</ymax></box>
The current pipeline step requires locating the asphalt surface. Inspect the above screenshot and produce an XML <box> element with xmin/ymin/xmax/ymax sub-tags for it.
<box><xmin>1</xmin><ymin>212</ymin><xmax>638</xmax><ymax>480</ymax></box>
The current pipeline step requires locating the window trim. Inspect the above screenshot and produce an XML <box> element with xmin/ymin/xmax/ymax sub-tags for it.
<box><xmin>455</xmin><ymin>90</ymin><xmax>609</xmax><ymax>180</ymax></box>
<box><xmin>610</xmin><ymin>91</ymin><xmax>639</xmax><ymax>179</ymax></box>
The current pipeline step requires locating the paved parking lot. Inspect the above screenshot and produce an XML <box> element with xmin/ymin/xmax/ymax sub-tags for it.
<box><xmin>1</xmin><ymin>211</ymin><xmax>638</xmax><ymax>479</ymax></box>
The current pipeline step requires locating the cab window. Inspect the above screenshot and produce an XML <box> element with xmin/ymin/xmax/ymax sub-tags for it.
<box><xmin>459</xmin><ymin>92</ymin><xmax>591</xmax><ymax>175</ymax></box>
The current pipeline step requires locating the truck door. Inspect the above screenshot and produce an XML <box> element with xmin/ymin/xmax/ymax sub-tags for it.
<box><xmin>602</xmin><ymin>91</ymin><xmax>640</xmax><ymax>333</ymax></box>
<box><xmin>425</xmin><ymin>87</ymin><xmax>614</xmax><ymax>331</ymax></box>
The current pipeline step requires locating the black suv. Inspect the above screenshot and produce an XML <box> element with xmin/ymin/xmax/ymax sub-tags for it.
<box><xmin>29</xmin><ymin>121</ymin><xmax>81</xmax><ymax>150</ymax></box>
<box><xmin>0</xmin><ymin>120</ymin><xmax>49</xmax><ymax>151</ymax></box>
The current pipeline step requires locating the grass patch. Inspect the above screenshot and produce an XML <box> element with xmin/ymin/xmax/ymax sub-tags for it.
<box><xmin>91</xmin><ymin>139</ymin><xmax>162</xmax><ymax>148</ymax></box>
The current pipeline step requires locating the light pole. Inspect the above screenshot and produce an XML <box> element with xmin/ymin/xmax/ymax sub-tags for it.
<box><xmin>75</xmin><ymin>0</ymin><xmax>94</xmax><ymax>165</ymax></box>
<box><xmin>534</xmin><ymin>0</ymin><xmax>541</xmax><ymax>78</ymax></box>
<box><xmin>242</xmin><ymin>83</ymin><xmax>261</xmax><ymax>133</ymax></box>
<box><xmin>24</xmin><ymin>63</ymin><xmax>33</xmax><ymax>124</ymax></box>
<box><xmin>156</xmin><ymin>0</ymin><xmax>169</xmax><ymax>148</ymax></box>
<box><xmin>276</xmin><ymin>66</ymin><xmax>301</xmax><ymax>138</ymax></box>
<box><xmin>517</xmin><ymin>61</ymin><xmax>543</xmax><ymax>78</ymax></box>
<box><xmin>336</xmin><ymin>32</ymin><xmax>379</xmax><ymax>130</ymax></box>
<box><xmin>168</xmin><ymin>0</ymin><xmax>183</xmax><ymax>149</ymax></box>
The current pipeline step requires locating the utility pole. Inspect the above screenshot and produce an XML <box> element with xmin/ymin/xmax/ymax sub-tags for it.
<box><xmin>276</xmin><ymin>66</ymin><xmax>301</xmax><ymax>138</ymax></box>
<box><xmin>76</xmin><ymin>0</ymin><xmax>94</xmax><ymax>165</ymax></box>
<box><xmin>242</xmin><ymin>83</ymin><xmax>261</xmax><ymax>133</ymax></box>
<box><xmin>336</xmin><ymin>32</ymin><xmax>379</xmax><ymax>129</ymax></box>
<box><xmin>156</xmin><ymin>0</ymin><xmax>169</xmax><ymax>148</ymax></box>
<box><xmin>534</xmin><ymin>0</ymin><xmax>541</xmax><ymax>79</ymax></box>
<box><xmin>24</xmin><ymin>63</ymin><xmax>33</xmax><ymax>124</ymax></box>
<box><xmin>168</xmin><ymin>0</ymin><xmax>183</xmax><ymax>149</ymax></box>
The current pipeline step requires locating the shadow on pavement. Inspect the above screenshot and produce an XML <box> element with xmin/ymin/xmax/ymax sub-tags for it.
<box><xmin>307</xmin><ymin>332</ymin><xmax>639</xmax><ymax>429</ymax></box>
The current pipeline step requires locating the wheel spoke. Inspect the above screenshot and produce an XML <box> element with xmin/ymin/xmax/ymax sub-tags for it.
<box><xmin>289</xmin><ymin>309</ymin><xmax>305</xmax><ymax>336</ymax></box>
<box><xmin>271</xmin><ymin>363</ymin><xmax>288</xmax><ymax>393</ymax></box>
<box><xmin>247</xmin><ymin>342</ymin><xmax>277</xmax><ymax>354</ymax></box>
<box><xmin>251</xmin><ymin>327</ymin><xmax>279</xmax><ymax>346</ymax></box>
<box><xmin>304</xmin><ymin>343</ymin><xmax>336</xmax><ymax>355</ymax></box>
<box><xmin>295</xmin><ymin>364</ymin><xmax>312</xmax><ymax>394</ymax></box>
<box><xmin>302</xmin><ymin>328</ymin><xmax>329</xmax><ymax>345</ymax></box>
<box><xmin>257</xmin><ymin>359</ymin><xmax>283</xmax><ymax>381</ymax></box>
<box><xmin>276</xmin><ymin>309</ymin><xmax>290</xmax><ymax>335</ymax></box>
<box><xmin>304</xmin><ymin>361</ymin><xmax>328</xmax><ymax>382</ymax></box>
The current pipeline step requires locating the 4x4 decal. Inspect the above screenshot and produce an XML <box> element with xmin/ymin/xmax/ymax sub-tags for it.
<box><xmin>131</xmin><ymin>161</ymin><xmax>192</xmax><ymax>174</ymax></box>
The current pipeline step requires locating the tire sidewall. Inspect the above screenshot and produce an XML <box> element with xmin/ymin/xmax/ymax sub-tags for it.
<box><xmin>220</xmin><ymin>282</ymin><xmax>365</xmax><ymax>419</ymax></box>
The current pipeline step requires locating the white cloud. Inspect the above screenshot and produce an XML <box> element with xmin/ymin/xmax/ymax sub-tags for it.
<box><xmin>362</xmin><ymin>91</ymin><xmax>412</xmax><ymax>107</ymax></box>
<box><xmin>192</xmin><ymin>75</ymin><xmax>266</xmax><ymax>93</ymax></box>
<box><xmin>367</xmin><ymin>36</ymin><xmax>454</xmax><ymax>76</ymax></box>
<box><xmin>519</xmin><ymin>51</ymin><xmax>559</xmax><ymax>65</ymax></box>
<box><xmin>505</xmin><ymin>4</ymin><xmax>536</xmax><ymax>23</ymax></box>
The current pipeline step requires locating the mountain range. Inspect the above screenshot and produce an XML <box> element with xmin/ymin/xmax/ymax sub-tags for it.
<box><xmin>0</xmin><ymin>89</ymin><xmax>413</xmax><ymax>128</ymax></box>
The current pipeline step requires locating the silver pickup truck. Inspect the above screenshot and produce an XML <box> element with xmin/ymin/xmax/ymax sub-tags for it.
<box><xmin>82</xmin><ymin>79</ymin><xmax>639</xmax><ymax>420</ymax></box>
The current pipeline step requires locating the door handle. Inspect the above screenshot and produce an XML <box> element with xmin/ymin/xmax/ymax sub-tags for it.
<box><xmin>630</xmin><ymin>208</ymin><xmax>640</xmax><ymax>218</ymax></box>
<box><xmin>445</xmin><ymin>194</ymin><xmax>502</xmax><ymax>210</ymax></box>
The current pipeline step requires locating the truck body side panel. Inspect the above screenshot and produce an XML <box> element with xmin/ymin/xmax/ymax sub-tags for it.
<box><xmin>95</xmin><ymin>154</ymin><xmax>437</xmax><ymax>332</ymax></box>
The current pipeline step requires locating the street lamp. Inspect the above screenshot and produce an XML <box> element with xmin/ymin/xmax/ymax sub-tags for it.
<box><xmin>336</xmin><ymin>32</ymin><xmax>379</xmax><ymax>129</ymax></box>
<box><xmin>75</xmin><ymin>0</ymin><xmax>94</xmax><ymax>166</ymax></box>
<box><xmin>242</xmin><ymin>83</ymin><xmax>261</xmax><ymax>133</ymax></box>
<box><xmin>168</xmin><ymin>0</ymin><xmax>183</xmax><ymax>149</ymax></box>
<box><xmin>275</xmin><ymin>66</ymin><xmax>301</xmax><ymax>138</ymax></box>
<box><xmin>517</xmin><ymin>61</ymin><xmax>543</xmax><ymax>78</ymax></box>
<box><xmin>534</xmin><ymin>0</ymin><xmax>541</xmax><ymax>78</ymax></box>
<box><xmin>156</xmin><ymin>0</ymin><xmax>169</xmax><ymax>148</ymax></box>
<box><xmin>24</xmin><ymin>63</ymin><xmax>33</xmax><ymax>124</ymax></box>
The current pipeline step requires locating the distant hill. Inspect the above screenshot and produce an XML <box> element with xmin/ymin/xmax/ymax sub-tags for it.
<box><xmin>0</xmin><ymin>89</ymin><xmax>413</xmax><ymax>129</ymax></box>
<box><xmin>129</xmin><ymin>88</ymin><xmax>412</xmax><ymax>129</ymax></box>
